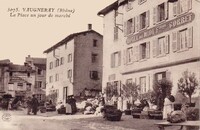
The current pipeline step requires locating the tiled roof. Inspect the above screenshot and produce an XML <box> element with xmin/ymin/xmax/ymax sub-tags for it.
<box><xmin>32</xmin><ymin>58</ymin><xmax>46</xmax><ymax>65</ymax></box>
<box><xmin>9</xmin><ymin>64</ymin><xmax>28</xmax><ymax>72</ymax></box>
<box><xmin>9</xmin><ymin>76</ymin><xmax>31</xmax><ymax>85</ymax></box>
<box><xmin>0</xmin><ymin>59</ymin><xmax>11</xmax><ymax>65</ymax></box>
<box><xmin>43</xmin><ymin>30</ymin><xmax>102</xmax><ymax>53</ymax></box>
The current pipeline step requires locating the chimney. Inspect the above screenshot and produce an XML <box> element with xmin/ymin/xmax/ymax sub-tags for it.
<box><xmin>28</xmin><ymin>55</ymin><xmax>31</xmax><ymax>58</ymax></box>
<box><xmin>88</xmin><ymin>24</ymin><xmax>92</xmax><ymax>30</ymax></box>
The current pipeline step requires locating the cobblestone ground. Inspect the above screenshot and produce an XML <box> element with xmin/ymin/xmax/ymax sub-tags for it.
<box><xmin>0</xmin><ymin>110</ymin><xmax>188</xmax><ymax>130</ymax></box>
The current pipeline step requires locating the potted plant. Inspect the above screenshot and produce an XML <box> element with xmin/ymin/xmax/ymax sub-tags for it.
<box><xmin>177</xmin><ymin>70</ymin><xmax>198</xmax><ymax>107</ymax></box>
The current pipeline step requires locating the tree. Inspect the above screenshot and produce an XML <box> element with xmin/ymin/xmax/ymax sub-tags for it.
<box><xmin>152</xmin><ymin>78</ymin><xmax>173</xmax><ymax>110</ymax></box>
<box><xmin>177</xmin><ymin>70</ymin><xmax>198</xmax><ymax>104</ymax></box>
<box><xmin>104</xmin><ymin>83</ymin><xmax>119</xmax><ymax>100</ymax></box>
<box><xmin>121</xmin><ymin>82</ymin><xmax>140</xmax><ymax>101</ymax></box>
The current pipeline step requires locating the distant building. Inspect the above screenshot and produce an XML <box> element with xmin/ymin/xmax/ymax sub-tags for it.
<box><xmin>98</xmin><ymin>0</ymin><xmax>200</xmax><ymax>97</ymax></box>
<box><xmin>44</xmin><ymin>24</ymin><xmax>103</xmax><ymax>103</ymax></box>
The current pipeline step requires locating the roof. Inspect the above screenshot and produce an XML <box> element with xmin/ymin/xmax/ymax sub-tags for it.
<box><xmin>97</xmin><ymin>0</ymin><xmax>128</xmax><ymax>16</ymax></box>
<box><xmin>25</xmin><ymin>57</ymin><xmax>46</xmax><ymax>65</ymax></box>
<box><xmin>0</xmin><ymin>59</ymin><xmax>11</xmax><ymax>65</ymax></box>
<box><xmin>43</xmin><ymin>30</ymin><xmax>103</xmax><ymax>53</ymax></box>
<box><xmin>9</xmin><ymin>64</ymin><xmax>32</xmax><ymax>72</ymax></box>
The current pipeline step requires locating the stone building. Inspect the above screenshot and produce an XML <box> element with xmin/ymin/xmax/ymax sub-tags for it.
<box><xmin>44</xmin><ymin>24</ymin><xmax>103</xmax><ymax>103</ymax></box>
<box><xmin>98</xmin><ymin>0</ymin><xmax>200</xmax><ymax>98</ymax></box>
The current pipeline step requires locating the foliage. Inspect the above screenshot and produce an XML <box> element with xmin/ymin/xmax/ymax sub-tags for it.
<box><xmin>177</xmin><ymin>70</ymin><xmax>198</xmax><ymax>103</ymax></box>
<box><xmin>121</xmin><ymin>82</ymin><xmax>140</xmax><ymax>101</ymax></box>
<box><xmin>186</xmin><ymin>107</ymin><xmax>199</xmax><ymax>121</ymax></box>
<box><xmin>46</xmin><ymin>92</ymin><xmax>58</xmax><ymax>104</ymax></box>
<box><xmin>152</xmin><ymin>78</ymin><xmax>173</xmax><ymax>110</ymax></box>
<box><xmin>104</xmin><ymin>83</ymin><xmax>119</xmax><ymax>100</ymax></box>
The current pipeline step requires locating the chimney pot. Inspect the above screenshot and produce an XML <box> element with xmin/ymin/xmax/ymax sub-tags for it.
<box><xmin>88</xmin><ymin>24</ymin><xmax>92</xmax><ymax>30</ymax></box>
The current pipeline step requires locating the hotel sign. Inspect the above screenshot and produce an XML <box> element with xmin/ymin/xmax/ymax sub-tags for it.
<box><xmin>126</xmin><ymin>12</ymin><xmax>195</xmax><ymax>44</ymax></box>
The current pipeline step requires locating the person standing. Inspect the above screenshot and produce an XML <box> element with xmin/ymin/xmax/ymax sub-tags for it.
<box><xmin>31</xmin><ymin>95</ymin><xmax>39</xmax><ymax>115</ymax></box>
<box><xmin>163</xmin><ymin>95</ymin><xmax>175</xmax><ymax>119</ymax></box>
<box><xmin>26</xmin><ymin>96</ymin><xmax>32</xmax><ymax>115</ymax></box>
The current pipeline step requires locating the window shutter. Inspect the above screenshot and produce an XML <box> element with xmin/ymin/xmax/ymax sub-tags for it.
<box><xmin>166</xmin><ymin>71</ymin><xmax>171</xmax><ymax>81</ymax></box>
<box><xmin>124</xmin><ymin>22</ymin><xmax>127</xmax><ymax>36</ymax></box>
<box><xmin>123</xmin><ymin>50</ymin><xmax>127</xmax><ymax>65</ymax></box>
<box><xmin>133</xmin><ymin>46</ymin><xmax>136</xmax><ymax>62</ymax></box>
<box><xmin>146</xmin><ymin>42</ymin><xmax>150</xmax><ymax>59</ymax></box>
<box><xmin>153</xmin><ymin>7</ymin><xmax>157</xmax><ymax>25</ymax></box>
<box><xmin>146</xmin><ymin>10</ymin><xmax>150</xmax><ymax>28</ymax></box>
<box><xmin>165</xmin><ymin>35</ymin><xmax>169</xmax><ymax>54</ymax></box>
<box><xmin>153</xmin><ymin>39</ymin><xmax>157</xmax><ymax>57</ymax></box>
<box><xmin>177</xmin><ymin>1</ymin><xmax>180</xmax><ymax>15</ymax></box>
<box><xmin>139</xmin><ymin>45</ymin><xmax>142</xmax><ymax>60</ymax></box>
<box><xmin>173</xmin><ymin>2</ymin><xmax>177</xmax><ymax>17</ymax></box>
<box><xmin>188</xmin><ymin>0</ymin><xmax>192</xmax><ymax>10</ymax></box>
<box><xmin>118</xmin><ymin>51</ymin><xmax>121</xmax><ymax>66</ymax></box>
<box><xmin>114</xmin><ymin>26</ymin><xmax>118</xmax><ymax>40</ymax></box>
<box><xmin>188</xmin><ymin>27</ymin><xmax>193</xmax><ymax>48</ymax></box>
<box><xmin>165</xmin><ymin>2</ymin><xmax>168</xmax><ymax>20</ymax></box>
<box><xmin>135</xmin><ymin>45</ymin><xmax>139</xmax><ymax>61</ymax></box>
<box><xmin>177</xmin><ymin>31</ymin><xmax>180</xmax><ymax>51</ymax></box>
<box><xmin>136</xmin><ymin>16</ymin><xmax>140</xmax><ymax>32</ymax></box>
<box><xmin>111</xmin><ymin>53</ymin><xmax>114</xmax><ymax>68</ymax></box>
<box><xmin>131</xmin><ymin>17</ymin><xmax>135</xmax><ymax>33</ymax></box>
<box><xmin>172</xmin><ymin>32</ymin><xmax>177</xmax><ymax>52</ymax></box>
<box><xmin>130</xmin><ymin>48</ymin><xmax>134</xmax><ymax>63</ymax></box>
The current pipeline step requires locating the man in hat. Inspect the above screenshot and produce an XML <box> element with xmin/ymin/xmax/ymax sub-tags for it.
<box><xmin>31</xmin><ymin>95</ymin><xmax>39</xmax><ymax>115</ymax></box>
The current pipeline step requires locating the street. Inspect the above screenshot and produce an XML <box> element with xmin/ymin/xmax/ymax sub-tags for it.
<box><xmin>0</xmin><ymin>110</ymin><xmax>186</xmax><ymax>130</ymax></box>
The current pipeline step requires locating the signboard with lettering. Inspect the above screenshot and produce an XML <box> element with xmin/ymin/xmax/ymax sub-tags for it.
<box><xmin>126</xmin><ymin>12</ymin><xmax>195</xmax><ymax>44</ymax></box>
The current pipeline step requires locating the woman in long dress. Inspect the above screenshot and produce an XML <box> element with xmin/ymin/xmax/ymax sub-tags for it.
<box><xmin>163</xmin><ymin>95</ymin><xmax>174</xmax><ymax>119</ymax></box>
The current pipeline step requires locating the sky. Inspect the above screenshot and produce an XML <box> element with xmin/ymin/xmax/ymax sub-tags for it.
<box><xmin>0</xmin><ymin>0</ymin><xmax>116</xmax><ymax>64</ymax></box>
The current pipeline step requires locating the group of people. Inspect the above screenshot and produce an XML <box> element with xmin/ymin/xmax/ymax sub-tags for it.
<box><xmin>26</xmin><ymin>95</ymin><xmax>39</xmax><ymax>115</ymax></box>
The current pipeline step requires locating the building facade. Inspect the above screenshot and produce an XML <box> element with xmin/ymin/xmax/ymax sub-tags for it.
<box><xmin>44</xmin><ymin>25</ymin><xmax>103</xmax><ymax>103</ymax></box>
<box><xmin>98</xmin><ymin>0</ymin><xmax>200</xmax><ymax>98</ymax></box>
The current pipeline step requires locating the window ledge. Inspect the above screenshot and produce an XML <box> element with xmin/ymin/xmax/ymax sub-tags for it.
<box><xmin>177</xmin><ymin>48</ymin><xmax>189</xmax><ymax>53</ymax></box>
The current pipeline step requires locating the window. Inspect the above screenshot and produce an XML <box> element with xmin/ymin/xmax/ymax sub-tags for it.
<box><xmin>153</xmin><ymin>35</ymin><xmax>169</xmax><ymax>57</ymax></box>
<box><xmin>111</xmin><ymin>51</ymin><xmax>121</xmax><ymax>68</ymax></box>
<box><xmin>37</xmin><ymin>69</ymin><xmax>42</xmax><ymax>75</ymax></box>
<box><xmin>140</xmin><ymin>77</ymin><xmax>146</xmax><ymax>93</ymax></box>
<box><xmin>93</xmin><ymin>40</ymin><xmax>97</xmax><ymax>47</ymax></box>
<box><xmin>49</xmin><ymin>76</ymin><xmax>53</xmax><ymax>83</ymax></box>
<box><xmin>114</xmin><ymin>26</ymin><xmax>118</xmax><ymax>40</ymax></box>
<box><xmin>55</xmin><ymin>59</ymin><xmax>60</xmax><ymax>67</ymax></box>
<box><xmin>68</xmin><ymin>54</ymin><xmax>72</xmax><ymax>63</ymax></box>
<box><xmin>153</xmin><ymin>2</ymin><xmax>168</xmax><ymax>24</ymax></box>
<box><xmin>92</xmin><ymin>53</ymin><xmax>98</xmax><ymax>63</ymax></box>
<box><xmin>68</xmin><ymin>69</ymin><xmax>72</xmax><ymax>78</ymax></box>
<box><xmin>140</xmin><ymin>43</ymin><xmax>147</xmax><ymax>59</ymax></box>
<box><xmin>90</xmin><ymin>71</ymin><xmax>99</xmax><ymax>80</ymax></box>
<box><xmin>55</xmin><ymin>74</ymin><xmax>59</xmax><ymax>81</ymax></box>
<box><xmin>140</xmin><ymin>12</ymin><xmax>146</xmax><ymax>29</ymax></box>
<box><xmin>9</xmin><ymin>72</ymin><xmax>13</xmax><ymax>77</ymax></box>
<box><xmin>172</xmin><ymin>27</ymin><xmax>193</xmax><ymax>52</ymax></box>
<box><xmin>173</xmin><ymin>0</ymin><xmax>192</xmax><ymax>16</ymax></box>
<box><xmin>60</xmin><ymin>57</ymin><xmax>64</xmax><ymax>65</ymax></box>
<box><xmin>126</xmin><ymin>78</ymin><xmax>133</xmax><ymax>84</ymax></box>
<box><xmin>49</xmin><ymin>62</ymin><xmax>53</xmax><ymax>69</ymax></box>
<box><xmin>155</xmin><ymin>72</ymin><xmax>166</xmax><ymax>82</ymax></box>
<box><xmin>138</xmin><ymin>0</ymin><xmax>147</xmax><ymax>5</ymax></box>
<box><xmin>127</xmin><ymin>19</ymin><xmax>133</xmax><ymax>35</ymax></box>
<box><xmin>126</xmin><ymin>0</ymin><xmax>133</xmax><ymax>11</ymax></box>
<box><xmin>136</xmin><ymin>11</ymin><xmax>149</xmax><ymax>31</ymax></box>
<box><xmin>36</xmin><ymin>81</ymin><xmax>42</xmax><ymax>88</ymax></box>
<box><xmin>65</xmin><ymin>43</ymin><xmax>67</xmax><ymax>49</ymax></box>
<box><xmin>127</xmin><ymin>47</ymin><xmax>133</xmax><ymax>63</ymax></box>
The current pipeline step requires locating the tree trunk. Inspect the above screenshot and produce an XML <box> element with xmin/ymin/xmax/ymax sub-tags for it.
<box><xmin>189</xmin><ymin>95</ymin><xmax>192</xmax><ymax>104</ymax></box>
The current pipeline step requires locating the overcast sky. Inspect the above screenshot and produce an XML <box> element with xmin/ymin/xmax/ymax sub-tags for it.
<box><xmin>0</xmin><ymin>0</ymin><xmax>116</xmax><ymax>64</ymax></box>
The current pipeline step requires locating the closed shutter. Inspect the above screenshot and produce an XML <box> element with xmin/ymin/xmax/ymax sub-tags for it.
<box><xmin>133</xmin><ymin>46</ymin><xmax>136</xmax><ymax>62</ymax></box>
<box><xmin>135</xmin><ymin>45</ymin><xmax>139</xmax><ymax>61</ymax></box>
<box><xmin>146</xmin><ymin>42</ymin><xmax>150</xmax><ymax>59</ymax></box>
<box><xmin>136</xmin><ymin>16</ymin><xmax>140</xmax><ymax>32</ymax></box>
<box><xmin>177</xmin><ymin>31</ymin><xmax>180</xmax><ymax>51</ymax></box>
<box><xmin>177</xmin><ymin>1</ymin><xmax>180</xmax><ymax>15</ymax></box>
<box><xmin>130</xmin><ymin>48</ymin><xmax>134</xmax><ymax>63</ymax></box>
<box><xmin>123</xmin><ymin>50</ymin><xmax>127</xmax><ymax>65</ymax></box>
<box><xmin>139</xmin><ymin>45</ymin><xmax>142</xmax><ymax>60</ymax></box>
<box><xmin>165</xmin><ymin>2</ymin><xmax>168</xmax><ymax>20</ymax></box>
<box><xmin>165</xmin><ymin>35</ymin><xmax>169</xmax><ymax>54</ymax></box>
<box><xmin>188</xmin><ymin>27</ymin><xmax>193</xmax><ymax>48</ymax></box>
<box><xmin>114</xmin><ymin>26</ymin><xmax>118</xmax><ymax>40</ymax></box>
<box><xmin>173</xmin><ymin>2</ymin><xmax>177</xmax><ymax>17</ymax></box>
<box><xmin>166</xmin><ymin>71</ymin><xmax>171</xmax><ymax>81</ymax></box>
<box><xmin>146</xmin><ymin>10</ymin><xmax>150</xmax><ymax>28</ymax></box>
<box><xmin>111</xmin><ymin>53</ymin><xmax>114</xmax><ymax>68</ymax></box>
<box><xmin>172</xmin><ymin>32</ymin><xmax>177</xmax><ymax>52</ymax></box>
<box><xmin>118</xmin><ymin>51</ymin><xmax>121</xmax><ymax>66</ymax></box>
<box><xmin>153</xmin><ymin>39</ymin><xmax>157</xmax><ymax>57</ymax></box>
<box><xmin>153</xmin><ymin>7</ymin><xmax>157</xmax><ymax>24</ymax></box>
<box><xmin>188</xmin><ymin>0</ymin><xmax>192</xmax><ymax>10</ymax></box>
<box><xmin>124</xmin><ymin>22</ymin><xmax>127</xmax><ymax>36</ymax></box>
<box><xmin>131</xmin><ymin>17</ymin><xmax>135</xmax><ymax>33</ymax></box>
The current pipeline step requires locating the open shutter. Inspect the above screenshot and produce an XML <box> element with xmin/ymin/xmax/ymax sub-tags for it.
<box><xmin>118</xmin><ymin>51</ymin><xmax>121</xmax><ymax>66</ymax></box>
<box><xmin>131</xmin><ymin>17</ymin><xmax>135</xmax><ymax>33</ymax></box>
<box><xmin>130</xmin><ymin>48</ymin><xmax>134</xmax><ymax>63</ymax></box>
<box><xmin>133</xmin><ymin>46</ymin><xmax>136</xmax><ymax>62</ymax></box>
<box><xmin>124</xmin><ymin>22</ymin><xmax>127</xmax><ymax>36</ymax></box>
<box><xmin>135</xmin><ymin>45</ymin><xmax>139</xmax><ymax>61</ymax></box>
<box><xmin>111</xmin><ymin>53</ymin><xmax>114</xmax><ymax>68</ymax></box>
<box><xmin>153</xmin><ymin>7</ymin><xmax>157</xmax><ymax>25</ymax></box>
<box><xmin>177</xmin><ymin>1</ymin><xmax>180</xmax><ymax>15</ymax></box>
<box><xmin>166</xmin><ymin>71</ymin><xmax>171</xmax><ymax>81</ymax></box>
<box><xmin>153</xmin><ymin>39</ymin><xmax>157</xmax><ymax>57</ymax></box>
<box><xmin>188</xmin><ymin>0</ymin><xmax>192</xmax><ymax>10</ymax></box>
<box><xmin>173</xmin><ymin>2</ymin><xmax>177</xmax><ymax>17</ymax></box>
<box><xmin>165</xmin><ymin>35</ymin><xmax>169</xmax><ymax>54</ymax></box>
<box><xmin>172</xmin><ymin>32</ymin><xmax>177</xmax><ymax>52</ymax></box>
<box><xmin>123</xmin><ymin>50</ymin><xmax>127</xmax><ymax>65</ymax></box>
<box><xmin>188</xmin><ymin>27</ymin><xmax>193</xmax><ymax>48</ymax></box>
<box><xmin>146</xmin><ymin>10</ymin><xmax>150</xmax><ymax>28</ymax></box>
<box><xmin>136</xmin><ymin>16</ymin><xmax>140</xmax><ymax>32</ymax></box>
<box><xmin>139</xmin><ymin>45</ymin><xmax>142</xmax><ymax>61</ymax></box>
<box><xmin>177</xmin><ymin>31</ymin><xmax>180</xmax><ymax>51</ymax></box>
<box><xmin>146</xmin><ymin>42</ymin><xmax>150</xmax><ymax>59</ymax></box>
<box><xmin>165</xmin><ymin>2</ymin><xmax>168</xmax><ymax>20</ymax></box>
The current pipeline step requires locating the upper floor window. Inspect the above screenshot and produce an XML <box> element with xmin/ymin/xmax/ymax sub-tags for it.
<box><xmin>37</xmin><ymin>68</ymin><xmax>42</xmax><ymax>75</ymax></box>
<box><xmin>155</xmin><ymin>72</ymin><xmax>166</xmax><ymax>82</ymax></box>
<box><xmin>139</xmin><ymin>42</ymin><xmax>150</xmax><ymax>60</ymax></box>
<box><xmin>127</xmin><ymin>47</ymin><xmax>133</xmax><ymax>64</ymax></box>
<box><xmin>153</xmin><ymin>2</ymin><xmax>168</xmax><ymax>24</ymax></box>
<box><xmin>173</xmin><ymin>0</ymin><xmax>192</xmax><ymax>16</ymax></box>
<box><xmin>126</xmin><ymin>0</ymin><xmax>133</xmax><ymax>11</ymax></box>
<box><xmin>114</xmin><ymin>26</ymin><xmax>118</xmax><ymax>40</ymax></box>
<box><xmin>92</xmin><ymin>53</ymin><xmax>98</xmax><ymax>63</ymax></box>
<box><xmin>136</xmin><ymin>11</ymin><xmax>149</xmax><ymax>31</ymax></box>
<box><xmin>127</xmin><ymin>18</ymin><xmax>135</xmax><ymax>35</ymax></box>
<box><xmin>93</xmin><ymin>40</ymin><xmax>97</xmax><ymax>47</ymax></box>
<box><xmin>60</xmin><ymin>57</ymin><xmax>64</xmax><ymax>65</ymax></box>
<box><xmin>55</xmin><ymin>59</ymin><xmax>60</xmax><ymax>67</ymax></box>
<box><xmin>68</xmin><ymin>54</ymin><xmax>72</xmax><ymax>63</ymax></box>
<box><xmin>111</xmin><ymin>51</ymin><xmax>121</xmax><ymax>68</ymax></box>
<box><xmin>153</xmin><ymin>35</ymin><xmax>169</xmax><ymax>57</ymax></box>
<box><xmin>90</xmin><ymin>71</ymin><xmax>99</xmax><ymax>80</ymax></box>
<box><xmin>55</xmin><ymin>74</ymin><xmax>59</xmax><ymax>81</ymax></box>
<box><xmin>67</xmin><ymin>69</ymin><xmax>72</xmax><ymax>79</ymax></box>
<box><xmin>49</xmin><ymin>76</ymin><xmax>53</xmax><ymax>83</ymax></box>
<box><xmin>49</xmin><ymin>62</ymin><xmax>53</xmax><ymax>69</ymax></box>
<box><xmin>138</xmin><ymin>0</ymin><xmax>147</xmax><ymax>5</ymax></box>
